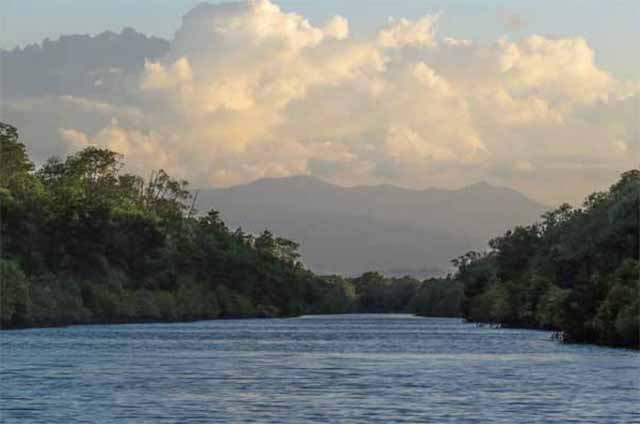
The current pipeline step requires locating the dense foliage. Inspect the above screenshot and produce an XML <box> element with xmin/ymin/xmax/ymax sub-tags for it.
<box><xmin>0</xmin><ymin>122</ymin><xmax>331</xmax><ymax>327</ymax></box>
<box><xmin>347</xmin><ymin>271</ymin><xmax>462</xmax><ymax>316</ymax></box>
<box><xmin>6</xmin><ymin>120</ymin><xmax>633</xmax><ymax>349</ymax></box>
<box><xmin>454</xmin><ymin>170</ymin><xmax>639</xmax><ymax>348</ymax></box>
<box><xmin>0</xmin><ymin>123</ymin><xmax>461</xmax><ymax>328</ymax></box>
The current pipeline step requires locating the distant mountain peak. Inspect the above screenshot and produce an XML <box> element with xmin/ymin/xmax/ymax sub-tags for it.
<box><xmin>241</xmin><ymin>174</ymin><xmax>333</xmax><ymax>189</ymax></box>
<box><xmin>459</xmin><ymin>180</ymin><xmax>540</xmax><ymax>201</ymax></box>
<box><xmin>266</xmin><ymin>174</ymin><xmax>326</xmax><ymax>184</ymax></box>
<box><xmin>466</xmin><ymin>181</ymin><xmax>492</xmax><ymax>189</ymax></box>
<box><xmin>213</xmin><ymin>175</ymin><xmax>545</xmax><ymax>207</ymax></box>
<box><xmin>197</xmin><ymin>175</ymin><xmax>548</xmax><ymax>276</ymax></box>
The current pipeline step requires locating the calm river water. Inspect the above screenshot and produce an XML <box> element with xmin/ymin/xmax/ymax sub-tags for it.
<box><xmin>1</xmin><ymin>314</ymin><xmax>638</xmax><ymax>423</ymax></box>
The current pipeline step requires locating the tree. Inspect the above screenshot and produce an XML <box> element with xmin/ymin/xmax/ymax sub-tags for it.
<box><xmin>255</xmin><ymin>230</ymin><xmax>276</xmax><ymax>255</ymax></box>
<box><xmin>275</xmin><ymin>237</ymin><xmax>300</xmax><ymax>264</ymax></box>
<box><xmin>454</xmin><ymin>168</ymin><xmax>640</xmax><ymax>348</ymax></box>
<box><xmin>0</xmin><ymin>259</ymin><xmax>31</xmax><ymax>327</ymax></box>
<box><xmin>143</xmin><ymin>169</ymin><xmax>191</xmax><ymax>220</ymax></box>
<box><xmin>0</xmin><ymin>123</ymin><xmax>34</xmax><ymax>190</ymax></box>
<box><xmin>489</xmin><ymin>225</ymin><xmax>540</xmax><ymax>281</ymax></box>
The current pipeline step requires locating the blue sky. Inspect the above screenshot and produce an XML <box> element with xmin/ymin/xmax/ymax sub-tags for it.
<box><xmin>3</xmin><ymin>0</ymin><xmax>639</xmax><ymax>79</ymax></box>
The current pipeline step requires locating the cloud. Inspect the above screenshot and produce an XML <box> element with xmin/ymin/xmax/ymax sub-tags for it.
<box><xmin>59</xmin><ymin>128</ymin><xmax>90</xmax><ymax>149</ymax></box>
<box><xmin>6</xmin><ymin>0</ymin><xmax>638</xmax><ymax>204</ymax></box>
<box><xmin>378</xmin><ymin>13</ymin><xmax>440</xmax><ymax>48</ymax></box>
<box><xmin>497</xmin><ymin>9</ymin><xmax>525</xmax><ymax>32</ymax></box>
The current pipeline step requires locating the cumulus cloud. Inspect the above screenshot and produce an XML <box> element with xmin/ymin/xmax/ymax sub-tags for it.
<box><xmin>378</xmin><ymin>14</ymin><xmax>440</xmax><ymax>48</ymax></box>
<box><xmin>497</xmin><ymin>9</ymin><xmax>525</xmax><ymax>32</ymax></box>
<box><xmin>59</xmin><ymin>128</ymin><xmax>90</xmax><ymax>149</ymax></box>
<box><xmin>6</xmin><ymin>0</ymin><xmax>638</xmax><ymax>204</ymax></box>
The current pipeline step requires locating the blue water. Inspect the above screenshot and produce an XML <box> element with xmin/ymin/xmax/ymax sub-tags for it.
<box><xmin>1</xmin><ymin>315</ymin><xmax>638</xmax><ymax>423</ymax></box>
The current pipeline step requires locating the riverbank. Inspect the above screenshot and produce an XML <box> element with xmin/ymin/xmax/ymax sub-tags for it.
<box><xmin>453</xmin><ymin>170</ymin><xmax>639</xmax><ymax>350</ymax></box>
<box><xmin>2</xmin><ymin>123</ymin><xmax>638</xmax><ymax>350</ymax></box>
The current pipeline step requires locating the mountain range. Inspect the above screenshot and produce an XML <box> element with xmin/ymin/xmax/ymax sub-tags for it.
<box><xmin>197</xmin><ymin>176</ymin><xmax>548</xmax><ymax>277</ymax></box>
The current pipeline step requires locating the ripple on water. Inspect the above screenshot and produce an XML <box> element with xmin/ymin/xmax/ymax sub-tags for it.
<box><xmin>1</xmin><ymin>314</ymin><xmax>639</xmax><ymax>423</ymax></box>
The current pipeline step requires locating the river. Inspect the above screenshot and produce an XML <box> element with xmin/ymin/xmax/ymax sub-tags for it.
<box><xmin>1</xmin><ymin>314</ymin><xmax>638</xmax><ymax>423</ymax></box>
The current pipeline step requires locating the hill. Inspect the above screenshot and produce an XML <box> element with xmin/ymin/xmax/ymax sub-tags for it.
<box><xmin>197</xmin><ymin>176</ymin><xmax>548</xmax><ymax>276</ymax></box>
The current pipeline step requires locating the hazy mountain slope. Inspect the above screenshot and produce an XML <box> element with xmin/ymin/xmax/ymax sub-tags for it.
<box><xmin>197</xmin><ymin>176</ymin><xmax>548</xmax><ymax>276</ymax></box>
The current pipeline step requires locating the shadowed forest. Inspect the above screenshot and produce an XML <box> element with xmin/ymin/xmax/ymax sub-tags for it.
<box><xmin>455</xmin><ymin>168</ymin><xmax>639</xmax><ymax>348</ymax></box>
<box><xmin>0</xmin><ymin>122</ymin><xmax>461</xmax><ymax>328</ymax></box>
<box><xmin>1</xmin><ymin>122</ymin><xmax>638</xmax><ymax>348</ymax></box>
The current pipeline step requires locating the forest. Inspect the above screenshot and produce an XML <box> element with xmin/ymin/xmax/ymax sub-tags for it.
<box><xmin>0</xmin><ymin>122</ymin><xmax>460</xmax><ymax>329</ymax></box>
<box><xmin>1</xmin><ymin>121</ymin><xmax>637</xmax><ymax>349</ymax></box>
<box><xmin>453</xmin><ymin>169</ymin><xmax>639</xmax><ymax>349</ymax></box>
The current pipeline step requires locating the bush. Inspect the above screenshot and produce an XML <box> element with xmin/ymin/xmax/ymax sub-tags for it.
<box><xmin>614</xmin><ymin>301</ymin><xmax>639</xmax><ymax>348</ymax></box>
<box><xmin>91</xmin><ymin>286</ymin><xmax>122</xmax><ymax>320</ymax></box>
<box><xmin>30</xmin><ymin>277</ymin><xmax>92</xmax><ymax>325</ymax></box>
<box><xmin>0</xmin><ymin>259</ymin><xmax>31</xmax><ymax>327</ymax></box>
<box><xmin>536</xmin><ymin>285</ymin><xmax>570</xmax><ymax>329</ymax></box>
<box><xmin>154</xmin><ymin>291</ymin><xmax>177</xmax><ymax>320</ymax></box>
<box><xmin>134</xmin><ymin>289</ymin><xmax>161</xmax><ymax>320</ymax></box>
<box><xmin>594</xmin><ymin>261</ymin><xmax>640</xmax><ymax>347</ymax></box>
<box><xmin>215</xmin><ymin>285</ymin><xmax>255</xmax><ymax>317</ymax></box>
<box><xmin>412</xmin><ymin>280</ymin><xmax>463</xmax><ymax>317</ymax></box>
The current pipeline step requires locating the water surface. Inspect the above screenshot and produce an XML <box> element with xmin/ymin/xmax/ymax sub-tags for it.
<box><xmin>1</xmin><ymin>315</ymin><xmax>638</xmax><ymax>423</ymax></box>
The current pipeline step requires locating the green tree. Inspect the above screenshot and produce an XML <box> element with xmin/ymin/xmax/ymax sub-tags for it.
<box><xmin>0</xmin><ymin>260</ymin><xmax>31</xmax><ymax>327</ymax></box>
<box><xmin>454</xmin><ymin>168</ymin><xmax>640</xmax><ymax>348</ymax></box>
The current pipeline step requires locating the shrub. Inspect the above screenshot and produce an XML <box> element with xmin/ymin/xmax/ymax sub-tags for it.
<box><xmin>0</xmin><ymin>259</ymin><xmax>31</xmax><ymax>327</ymax></box>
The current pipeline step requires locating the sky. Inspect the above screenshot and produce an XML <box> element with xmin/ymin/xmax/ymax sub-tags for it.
<box><xmin>4</xmin><ymin>0</ymin><xmax>639</xmax><ymax>79</ymax></box>
<box><xmin>2</xmin><ymin>0</ymin><xmax>639</xmax><ymax>205</ymax></box>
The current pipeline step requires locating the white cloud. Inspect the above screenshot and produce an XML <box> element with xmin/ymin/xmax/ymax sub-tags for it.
<box><xmin>8</xmin><ymin>0</ymin><xmax>639</xmax><ymax>204</ymax></box>
<box><xmin>59</xmin><ymin>128</ymin><xmax>90</xmax><ymax>149</ymax></box>
<box><xmin>323</xmin><ymin>16</ymin><xmax>349</xmax><ymax>40</ymax></box>
<box><xmin>378</xmin><ymin>14</ymin><xmax>440</xmax><ymax>48</ymax></box>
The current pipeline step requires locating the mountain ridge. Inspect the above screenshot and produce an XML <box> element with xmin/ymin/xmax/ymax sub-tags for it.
<box><xmin>204</xmin><ymin>174</ymin><xmax>541</xmax><ymax>201</ymax></box>
<box><xmin>196</xmin><ymin>175</ymin><xmax>548</xmax><ymax>277</ymax></box>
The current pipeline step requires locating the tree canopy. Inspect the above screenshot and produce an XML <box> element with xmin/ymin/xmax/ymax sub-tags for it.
<box><xmin>1</xmin><ymin>121</ymin><xmax>635</xmax><ymax>350</ymax></box>
<box><xmin>0</xmin><ymin>122</ymin><xmax>461</xmax><ymax>328</ymax></box>
<box><xmin>454</xmin><ymin>169</ymin><xmax>639</xmax><ymax>348</ymax></box>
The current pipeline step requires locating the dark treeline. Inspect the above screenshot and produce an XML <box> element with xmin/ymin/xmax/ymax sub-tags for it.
<box><xmin>3</xmin><ymin>121</ymin><xmax>636</xmax><ymax>349</ymax></box>
<box><xmin>348</xmin><ymin>272</ymin><xmax>462</xmax><ymax>317</ymax></box>
<box><xmin>0</xmin><ymin>122</ymin><xmax>461</xmax><ymax>328</ymax></box>
<box><xmin>453</xmin><ymin>170</ymin><xmax>639</xmax><ymax>349</ymax></box>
